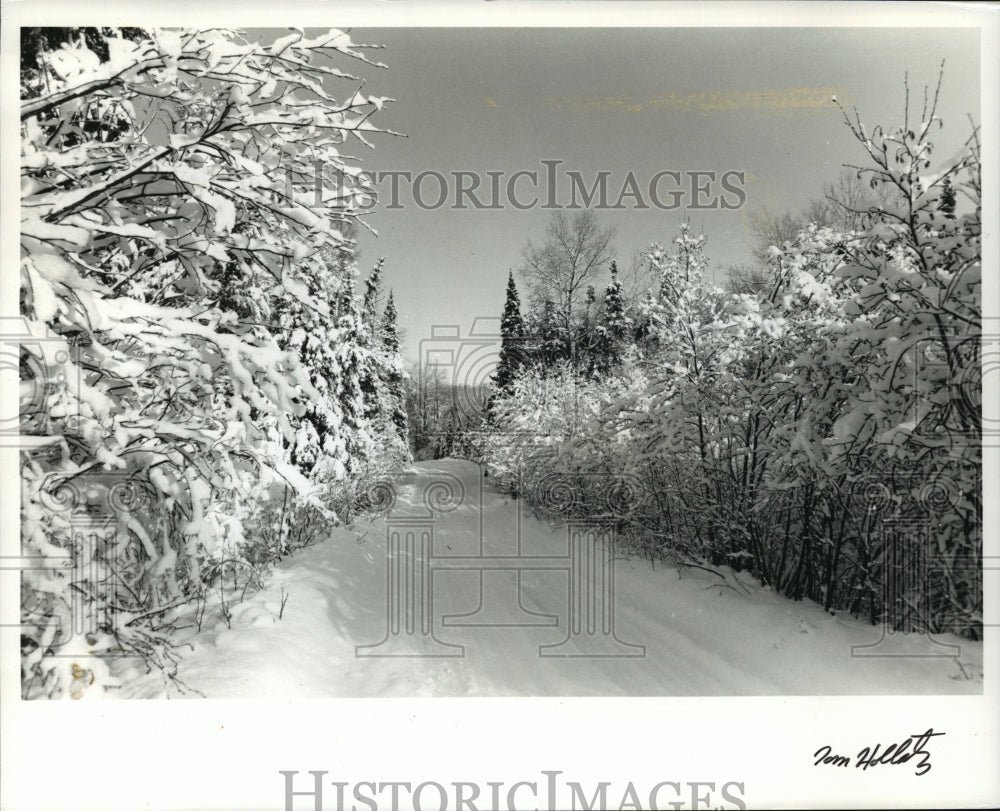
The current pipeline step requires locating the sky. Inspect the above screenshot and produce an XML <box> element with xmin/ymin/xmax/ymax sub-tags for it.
<box><xmin>334</xmin><ymin>27</ymin><xmax>981</xmax><ymax>362</ymax></box>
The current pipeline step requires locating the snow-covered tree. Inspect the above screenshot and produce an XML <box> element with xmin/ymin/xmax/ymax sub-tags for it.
<box><xmin>823</xmin><ymin>81</ymin><xmax>982</xmax><ymax>632</ymax></box>
<box><xmin>472</xmin><ymin>78</ymin><xmax>980</xmax><ymax>638</ymax></box>
<box><xmin>19</xmin><ymin>27</ymin><xmax>399</xmax><ymax>697</ymax></box>
<box><xmin>531</xmin><ymin>298</ymin><xmax>570</xmax><ymax>370</ymax></box>
<box><xmin>381</xmin><ymin>290</ymin><xmax>409</xmax><ymax>446</ymax></box>
<box><xmin>603</xmin><ymin>261</ymin><xmax>629</xmax><ymax>344</ymax></box>
<box><xmin>517</xmin><ymin>210</ymin><xmax>617</xmax><ymax>364</ymax></box>
<box><xmin>358</xmin><ymin>259</ymin><xmax>386</xmax><ymax>423</ymax></box>
<box><xmin>493</xmin><ymin>271</ymin><xmax>526</xmax><ymax>393</ymax></box>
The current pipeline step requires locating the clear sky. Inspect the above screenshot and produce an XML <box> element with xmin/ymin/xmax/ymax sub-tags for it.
<box><xmin>344</xmin><ymin>27</ymin><xmax>980</xmax><ymax>361</ymax></box>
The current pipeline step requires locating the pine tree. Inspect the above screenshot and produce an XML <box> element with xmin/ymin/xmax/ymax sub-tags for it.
<box><xmin>18</xmin><ymin>26</ymin><xmax>396</xmax><ymax>696</ymax></box>
<box><xmin>382</xmin><ymin>290</ymin><xmax>400</xmax><ymax>354</ymax></box>
<box><xmin>604</xmin><ymin>261</ymin><xmax>628</xmax><ymax>343</ymax></box>
<box><xmin>333</xmin><ymin>281</ymin><xmax>376</xmax><ymax>474</ymax></box>
<box><xmin>349</xmin><ymin>260</ymin><xmax>410</xmax><ymax>468</ymax></box>
<box><xmin>381</xmin><ymin>291</ymin><xmax>409</xmax><ymax>444</ymax></box>
<box><xmin>288</xmin><ymin>256</ymin><xmax>343</xmax><ymax>475</ymax></box>
<box><xmin>493</xmin><ymin>271</ymin><xmax>527</xmax><ymax>392</ymax></box>
<box><xmin>939</xmin><ymin>176</ymin><xmax>957</xmax><ymax>219</ymax></box>
<box><xmin>362</xmin><ymin>258</ymin><xmax>384</xmax><ymax>330</ymax></box>
<box><xmin>535</xmin><ymin>298</ymin><xmax>568</xmax><ymax>371</ymax></box>
<box><xmin>287</xmin><ymin>247</ymin><xmax>372</xmax><ymax>478</ymax></box>
<box><xmin>359</xmin><ymin>259</ymin><xmax>385</xmax><ymax>422</ymax></box>
<box><xmin>441</xmin><ymin>407</ymin><xmax>461</xmax><ymax>458</ymax></box>
<box><xmin>586</xmin><ymin>260</ymin><xmax>628</xmax><ymax>375</ymax></box>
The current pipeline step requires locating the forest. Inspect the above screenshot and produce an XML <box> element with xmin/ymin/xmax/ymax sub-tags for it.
<box><xmin>415</xmin><ymin>89</ymin><xmax>983</xmax><ymax>644</ymax></box>
<box><xmin>18</xmin><ymin>27</ymin><xmax>982</xmax><ymax>698</ymax></box>
<box><xmin>19</xmin><ymin>26</ymin><xmax>410</xmax><ymax>697</ymax></box>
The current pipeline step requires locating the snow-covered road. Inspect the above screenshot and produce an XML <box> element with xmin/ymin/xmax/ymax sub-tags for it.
<box><xmin>120</xmin><ymin>459</ymin><xmax>981</xmax><ymax>697</ymax></box>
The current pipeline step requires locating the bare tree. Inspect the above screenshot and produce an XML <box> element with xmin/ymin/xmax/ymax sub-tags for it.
<box><xmin>747</xmin><ymin>207</ymin><xmax>805</xmax><ymax>265</ymax></box>
<box><xmin>518</xmin><ymin>210</ymin><xmax>617</xmax><ymax>353</ymax></box>
<box><xmin>618</xmin><ymin>246</ymin><xmax>662</xmax><ymax>307</ymax></box>
<box><xmin>724</xmin><ymin>263</ymin><xmax>772</xmax><ymax>296</ymax></box>
<box><xmin>749</xmin><ymin>169</ymin><xmax>904</xmax><ymax>266</ymax></box>
<box><xmin>821</xmin><ymin>168</ymin><xmax>903</xmax><ymax>231</ymax></box>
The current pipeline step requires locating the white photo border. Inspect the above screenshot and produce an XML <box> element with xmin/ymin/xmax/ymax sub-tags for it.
<box><xmin>1</xmin><ymin>2</ymin><xmax>997</xmax><ymax>810</ymax></box>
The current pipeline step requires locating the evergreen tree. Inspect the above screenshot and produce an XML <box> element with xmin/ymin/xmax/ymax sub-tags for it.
<box><xmin>939</xmin><ymin>176</ymin><xmax>957</xmax><ymax>219</ymax></box>
<box><xmin>288</xmin><ymin>250</ymin><xmax>350</xmax><ymax>475</ymax></box>
<box><xmin>381</xmin><ymin>291</ymin><xmax>409</xmax><ymax>444</ymax></box>
<box><xmin>578</xmin><ymin>284</ymin><xmax>599</xmax><ymax>372</ymax></box>
<box><xmin>604</xmin><ymin>261</ymin><xmax>628</xmax><ymax>343</ymax></box>
<box><xmin>534</xmin><ymin>298</ymin><xmax>567</xmax><ymax>371</ymax></box>
<box><xmin>494</xmin><ymin>271</ymin><xmax>527</xmax><ymax>392</ymax></box>
<box><xmin>18</xmin><ymin>26</ymin><xmax>397</xmax><ymax>696</ymax></box>
<box><xmin>444</xmin><ymin>410</ymin><xmax>458</xmax><ymax>457</ymax></box>
<box><xmin>359</xmin><ymin>259</ymin><xmax>385</xmax><ymax>422</ymax></box>
<box><xmin>382</xmin><ymin>290</ymin><xmax>400</xmax><ymax>354</ymax></box>
<box><xmin>362</xmin><ymin>258</ymin><xmax>385</xmax><ymax>329</ymax></box>
<box><xmin>586</xmin><ymin>260</ymin><xmax>629</xmax><ymax>375</ymax></box>
<box><xmin>332</xmin><ymin>282</ymin><xmax>376</xmax><ymax>474</ymax></box>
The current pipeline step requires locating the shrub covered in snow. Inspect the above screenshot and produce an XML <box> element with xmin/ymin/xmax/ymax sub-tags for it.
<box><xmin>475</xmin><ymin>87</ymin><xmax>981</xmax><ymax>640</ymax></box>
<box><xmin>19</xmin><ymin>27</ymin><xmax>409</xmax><ymax>698</ymax></box>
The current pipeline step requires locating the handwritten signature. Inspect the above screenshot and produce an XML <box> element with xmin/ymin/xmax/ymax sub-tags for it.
<box><xmin>814</xmin><ymin>729</ymin><xmax>945</xmax><ymax>777</ymax></box>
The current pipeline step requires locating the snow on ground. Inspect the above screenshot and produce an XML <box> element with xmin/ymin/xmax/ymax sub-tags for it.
<box><xmin>117</xmin><ymin>459</ymin><xmax>982</xmax><ymax>698</ymax></box>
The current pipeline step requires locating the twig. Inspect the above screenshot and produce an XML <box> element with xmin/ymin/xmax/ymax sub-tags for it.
<box><xmin>122</xmin><ymin>598</ymin><xmax>192</xmax><ymax>627</ymax></box>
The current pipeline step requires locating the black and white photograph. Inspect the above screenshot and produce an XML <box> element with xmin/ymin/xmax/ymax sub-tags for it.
<box><xmin>2</xmin><ymin>1</ymin><xmax>998</xmax><ymax>810</ymax></box>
